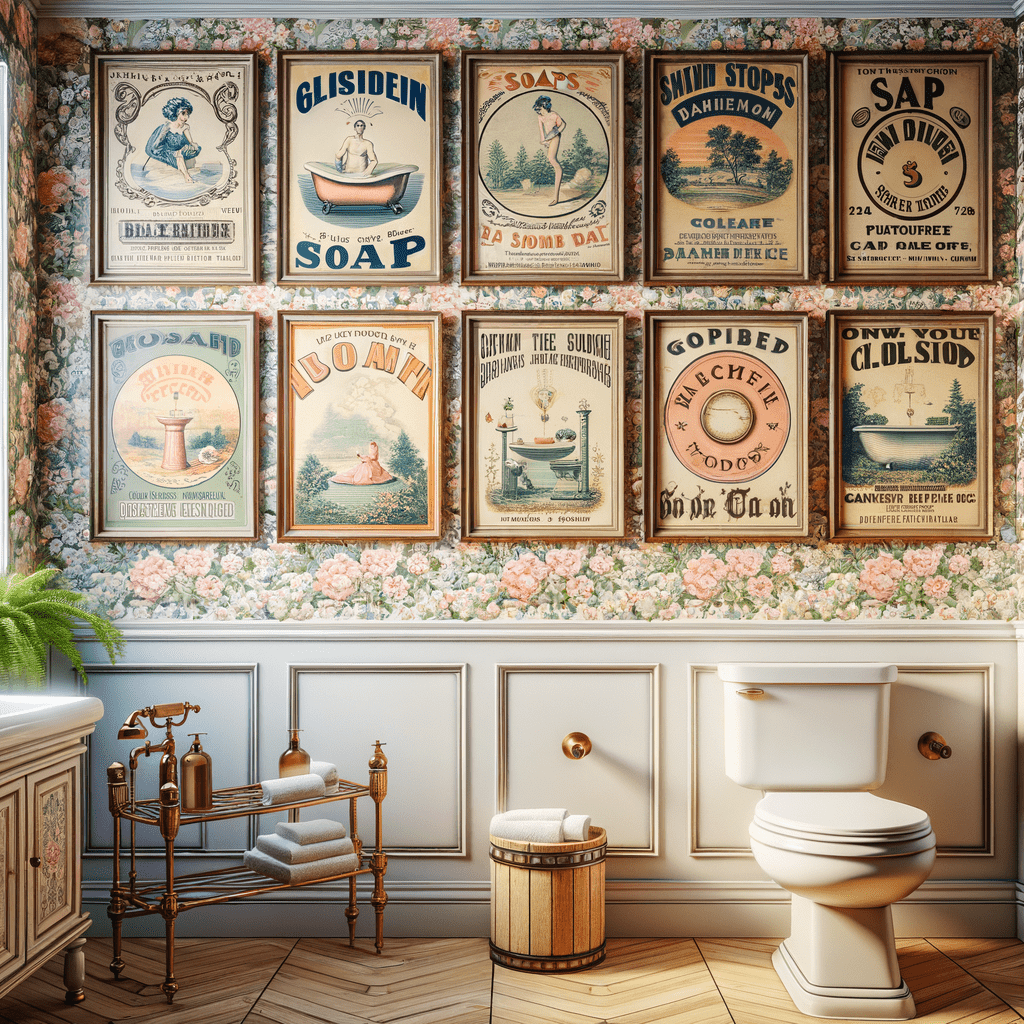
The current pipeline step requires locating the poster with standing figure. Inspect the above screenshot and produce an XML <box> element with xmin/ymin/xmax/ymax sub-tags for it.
<box><xmin>92</xmin><ymin>51</ymin><xmax>259</xmax><ymax>284</ymax></box>
<box><xmin>462</xmin><ymin>52</ymin><xmax>625</xmax><ymax>284</ymax></box>
<box><xmin>462</xmin><ymin>312</ymin><xmax>625</xmax><ymax>541</ymax></box>
<box><xmin>278</xmin><ymin>52</ymin><xmax>441</xmax><ymax>285</ymax></box>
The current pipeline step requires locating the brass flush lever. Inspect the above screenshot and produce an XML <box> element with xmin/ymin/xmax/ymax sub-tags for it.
<box><xmin>562</xmin><ymin>732</ymin><xmax>592</xmax><ymax>759</ymax></box>
<box><xmin>918</xmin><ymin>732</ymin><xmax>952</xmax><ymax>760</ymax></box>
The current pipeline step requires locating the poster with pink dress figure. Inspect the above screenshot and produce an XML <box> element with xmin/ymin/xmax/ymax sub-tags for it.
<box><xmin>278</xmin><ymin>311</ymin><xmax>442</xmax><ymax>542</ymax></box>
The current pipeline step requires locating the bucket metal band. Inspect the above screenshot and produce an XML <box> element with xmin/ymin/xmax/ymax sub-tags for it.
<box><xmin>490</xmin><ymin>940</ymin><xmax>606</xmax><ymax>973</ymax></box>
<box><xmin>489</xmin><ymin>841</ymin><xmax>606</xmax><ymax>871</ymax></box>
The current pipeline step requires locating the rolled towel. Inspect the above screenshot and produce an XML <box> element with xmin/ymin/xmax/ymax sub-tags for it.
<box><xmin>244</xmin><ymin>847</ymin><xmax>359</xmax><ymax>884</ymax></box>
<box><xmin>259</xmin><ymin>774</ymin><xmax>325</xmax><ymax>807</ymax></box>
<box><xmin>308</xmin><ymin>761</ymin><xmax>338</xmax><ymax>787</ymax></box>
<box><xmin>489</xmin><ymin>819</ymin><xmax>565</xmax><ymax>844</ymax></box>
<box><xmin>256</xmin><ymin>832</ymin><xmax>354</xmax><ymax>865</ymax></box>
<box><xmin>496</xmin><ymin>808</ymin><xmax>567</xmax><ymax>822</ymax></box>
<box><xmin>563</xmin><ymin>814</ymin><xmax>592</xmax><ymax>842</ymax></box>
<box><xmin>276</xmin><ymin>817</ymin><xmax>346</xmax><ymax>845</ymax></box>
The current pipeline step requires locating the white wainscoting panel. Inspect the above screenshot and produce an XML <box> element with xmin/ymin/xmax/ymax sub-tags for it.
<box><xmin>496</xmin><ymin>664</ymin><xmax>659</xmax><ymax>855</ymax></box>
<box><xmin>289</xmin><ymin>664</ymin><xmax>466</xmax><ymax>855</ymax></box>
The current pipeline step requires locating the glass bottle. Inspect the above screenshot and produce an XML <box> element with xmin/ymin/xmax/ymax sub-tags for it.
<box><xmin>279</xmin><ymin>728</ymin><xmax>310</xmax><ymax>778</ymax></box>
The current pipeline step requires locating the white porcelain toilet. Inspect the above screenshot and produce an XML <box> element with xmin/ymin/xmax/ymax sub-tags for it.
<box><xmin>718</xmin><ymin>662</ymin><xmax>936</xmax><ymax>1020</ymax></box>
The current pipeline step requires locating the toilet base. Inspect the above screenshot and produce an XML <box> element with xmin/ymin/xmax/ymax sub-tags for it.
<box><xmin>773</xmin><ymin>942</ymin><xmax>917</xmax><ymax>1020</ymax></box>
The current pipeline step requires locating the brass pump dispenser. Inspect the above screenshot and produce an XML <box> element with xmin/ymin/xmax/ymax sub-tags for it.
<box><xmin>180</xmin><ymin>733</ymin><xmax>213</xmax><ymax>812</ymax></box>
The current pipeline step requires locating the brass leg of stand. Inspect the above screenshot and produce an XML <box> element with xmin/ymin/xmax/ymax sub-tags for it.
<box><xmin>107</xmin><ymin>764</ymin><xmax>129</xmax><ymax>980</ymax></box>
<box><xmin>369</xmin><ymin>741</ymin><xmax>389</xmax><ymax>956</ymax></box>
<box><xmin>345</xmin><ymin>875</ymin><xmax>358</xmax><ymax>947</ymax></box>
<box><xmin>161</xmin><ymin>915</ymin><xmax>178</xmax><ymax>1004</ymax></box>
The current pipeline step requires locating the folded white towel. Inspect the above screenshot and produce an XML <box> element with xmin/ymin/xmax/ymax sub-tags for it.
<box><xmin>276</xmin><ymin>818</ymin><xmax>347</xmax><ymax>845</ymax></box>
<box><xmin>563</xmin><ymin>814</ymin><xmax>592</xmax><ymax>842</ymax></box>
<box><xmin>497</xmin><ymin>808</ymin><xmax>567</xmax><ymax>822</ymax></box>
<box><xmin>259</xmin><ymin>774</ymin><xmax>325</xmax><ymax>807</ymax></box>
<box><xmin>308</xmin><ymin>761</ymin><xmax>338</xmax><ymax>786</ymax></box>
<box><xmin>489</xmin><ymin>819</ymin><xmax>565</xmax><ymax>844</ymax></box>
<box><xmin>256</xmin><ymin>833</ymin><xmax>354</xmax><ymax>865</ymax></box>
<box><xmin>244</xmin><ymin>847</ymin><xmax>359</xmax><ymax>884</ymax></box>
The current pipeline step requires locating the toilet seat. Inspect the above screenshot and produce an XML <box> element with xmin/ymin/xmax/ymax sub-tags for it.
<box><xmin>752</xmin><ymin>792</ymin><xmax>935</xmax><ymax>858</ymax></box>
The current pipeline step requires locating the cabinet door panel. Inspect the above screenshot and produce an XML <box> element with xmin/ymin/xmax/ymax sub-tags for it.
<box><xmin>27</xmin><ymin>759</ymin><xmax>79</xmax><ymax>953</ymax></box>
<box><xmin>0</xmin><ymin>782</ymin><xmax>24</xmax><ymax>982</ymax></box>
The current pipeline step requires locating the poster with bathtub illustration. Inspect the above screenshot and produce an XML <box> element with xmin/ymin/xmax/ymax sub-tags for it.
<box><xmin>646</xmin><ymin>312</ymin><xmax>808</xmax><ymax>541</ymax></box>
<box><xmin>830</xmin><ymin>52</ymin><xmax>992</xmax><ymax>283</ymax></box>
<box><xmin>278</xmin><ymin>311</ymin><xmax>442</xmax><ymax>542</ymax></box>
<box><xmin>90</xmin><ymin>311</ymin><xmax>259</xmax><ymax>541</ymax></box>
<box><xmin>829</xmin><ymin>310</ymin><xmax>993</xmax><ymax>542</ymax></box>
<box><xmin>91</xmin><ymin>51</ymin><xmax>259</xmax><ymax>284</ymax></box>
<box><xmin>644</xmin><ymin>51</ymin><xmax>808</xmax><ymax>285</ymax></box>
<box><xmin>461</xmin><ymin>52</ymin><xmax>625</xmax><ymax>284</ymax></box>
<box><xmin>462</xmin><ymin>311</ymin><xmax>625</xmax><ymax>541</ymax></box>
<box><xmin>277</xmin><ymin>52</ymin><xmax>441</xmax><ymax>286</ymax></box>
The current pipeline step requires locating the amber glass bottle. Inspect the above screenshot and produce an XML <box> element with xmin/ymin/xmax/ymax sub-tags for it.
<box><xmin>278</xmin><ymin>728</ymin><xmax>310</xmax><ymax>778</ymax></box>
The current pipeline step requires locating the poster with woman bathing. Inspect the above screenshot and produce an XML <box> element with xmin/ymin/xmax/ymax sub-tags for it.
<box><xmin>278</xmin><ymin>311</ymin><xmax>442</xmax><ymax>542</ymax></box>
<box><xmin>91</xmin><ymin>52</ymin><xmax>259</xmax><ymax>284</ymax></box>
<box><xmin>462</xmin><ymin>52</ymin><xmax>625</xmax><ymax>284</ymax></box>
<box><xmin>644</xmin><ymin>51</ymin><xmax>808</xmax><ymax>284</ymax></box>
<box><xmin>277</xmin><ymin>51</ymin><xmax>441</xmax><ymax>286</ymax></box>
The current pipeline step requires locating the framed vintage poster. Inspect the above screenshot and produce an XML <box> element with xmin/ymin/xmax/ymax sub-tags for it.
<box><xmin>91</xmin><ymin>310</ymin><xmax>259</xmax><ymax>541</ymax></box>
<box><xmin>644</xmin><ymin>51</ymin><xmax>808</xmax><ymax>285</ymax></box>
<box><xmin>645</xmin><ymin>312</ymin><xmax>808</xmax><ymax>541</ymax></box>
<box><xmin>462</xmin><ymin>311</ymin><xmax>626</xmax><ymax>541</ymax></box>
<box><xmin>829</xmin><ymin>52</ymin><xmax>992</xmax><ymax>283</ymax></box>
<box><xmin>277</xmin><ymin>51</ymin><xmax>442</xmax><ymax>285</ymax></box>
<box><xmin>829</xmin><ymin>310</ymin><xmax>993</xmax><ymax>542</ymax></box>
<box><xmin>461</xmin><ymin>52</ymin><xmax>625</xmax><ymax>285</ymax></box>
<box><xmin>278</xmin><ymin>311</ymin><xmax>442</xmax><ymax>542</ymax></box>
<box><xmin>91</xmin><ymin>51</ymin><xmax>260</xmax><ymax>284</ymax></box>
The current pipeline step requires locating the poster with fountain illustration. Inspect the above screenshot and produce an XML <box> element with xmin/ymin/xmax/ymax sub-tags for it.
<box><xmin>644</xmin><ymin>51</ymin><xmax>808</xmax><ymax>284</ymax></box>
<box><xmin>462</xmin><ymin>312</ymin><xmax>625</xmax><ymax>540</ymax></box>
<box><xmin>829</xmin><ymin>311</ymin><xmax>993</xmax><ymax>541</ymax></box>
<box><xmin>91</xmin><ymin>311</ymin><xmax>258</xmax><ymax>541</ymax></box>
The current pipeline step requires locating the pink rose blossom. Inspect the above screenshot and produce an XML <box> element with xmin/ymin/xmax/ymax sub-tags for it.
<box><xmin>770</xmin><ymin>553</ymin><xmax>794</xmax><ymax>574</ymax></box>
<box><xmin>588</xmin><ymin>553</ymin><xmax>614</xmax><ymax>575</ymax></box>
<box><xmin>13</xmin><ymin>457</ymin><xmax>30</xmax><ymax>504</ymax></box>
<box><xmin>500</xmin><ymin>552</ymin><xmax>550</xmax><ymax>601</ymax></box>
<box><xmin>545</xmin><ymin>548</ymin><xmax>584</xmax><ymax>578</ymax></box>
<box><xmin>220</xmin><ymin>554</ymin><xmax>243</xmax><ymax>575</ymax></box>
<box><xmin>683</xmin><ymin>553</ymin><xmax>727</xmax><ymax>601</ymax></box>
<box><xmin>196</xmin><ymin>575</ymin><xmax>224</xmax><ymax>600</ymax></box>
<box><xmin>922</xmin><ymin>575</ymin><xmax>951</xmax><ymax>600</ymax></box>
<box><xmin>566</xmin><ymin>575</ymin><xmax>594</xmax><ymax>601</ymax></box>
<box><xmin>726</xmin><ymin>548</ymin><xmax>763</xmax><ymax>578</ymax></box>
<box><xmin>382</xmin><ymin>575</ymin><xmax>410</xmax><ymax>601</ymax></box>
<box><xmin>129</xmin><ymin>553</ymin><xmax>176</xmax><ymax>601</ymax></box>
<box><xmin>360</xmin><ymin>549</ymin><xmax>399</xmax><ymax>577</ymax></box>
<box><xmin>858</xmin><ymin>556</ymin><xmax>903</xmax><ymax>602</ymax></box>
<box><xmin>902</xmin><ymin>547</ymin><xmax>943</xmax><ymax>578</ymax></box>
<box><xmin>174</xmin><ymin>549</ymin><xmax>214</xmax><ymax>577</ymax></box>
<box><xmin>747</xmin><ymin>576</ymin><xmax>773</xmax><ymax>599</ymax></box>
<box><xmin>947</xmin><ymin>554</ymin><xmax>971</xmax><ymax>575</ymax></box>
<box><xmin>314</xmin><ymin>555</ymin><xmax>362</xmax><ymax>602</ymax></box>
<box><xmin>407</xmin><ymin>552</ymin><xmax>431</xmax><ymax>576</ymax></box>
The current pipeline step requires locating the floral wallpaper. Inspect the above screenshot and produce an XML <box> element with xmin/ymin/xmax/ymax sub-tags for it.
<box><xmin>24</xmin><ymin>15</ymin><xmax>1023</xmax><ymax>622</ymax></box>
<box><xmin>3</xmin><ymin>2</ymin><xmax>37</xmax><ymax>572</ymax></box>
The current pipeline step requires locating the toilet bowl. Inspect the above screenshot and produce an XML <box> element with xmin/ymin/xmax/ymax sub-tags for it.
<box><xmin>719</xmin><ymin>663</ymin><xmax>936</xmax><ymax>1020</ymax></box>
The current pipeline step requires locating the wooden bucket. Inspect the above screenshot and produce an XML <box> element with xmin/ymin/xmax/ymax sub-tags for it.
<box><xmin>489</xmin><ymin>826</ymin><xmax>606</xmax><ymax>972</ymax></box>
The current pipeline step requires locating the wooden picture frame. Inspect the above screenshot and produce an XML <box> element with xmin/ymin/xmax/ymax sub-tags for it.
<box><xmin>461</xmin><ymin>51</ymin><xmax>625</xmax><ymax>285</ymax></box>
<box><xmin>829</xmin><ymin>51</ymin><xmax>992</xmax><ymax>283</ymax></box>
<box><xmin>278</xmin><ymin>311</ymin><xmax>443</xmax><ymax>542</ymax></box>
<box><xmin>91</xmin><ymin>310</ymin><xmax>259</xmax><ymax>541</ymax></box>
<box><xmin>828</xmin><ymin>310</ymin><xmax>993</xmax><ymax>542</ymax></box>
<box><xmin>461</xmin><ymin>311</ymin><xmax>626</xmax><ymax>542</ymax></box>
<box><xmin>645</xmin><ymin>311</ymin><xmax>809</xmax><ymax>541</ymax></box>
<box><xmin>644</xmin><ymin>51</ymin><xmax>808</xmax><ymax>285</ymax></box>
<box><xmin>91</xmin><ymin>51</ymin><xmax>260</xmax><ymax>284</ymax></box>
<box><xmin>277</xmin><ymin>51</ymin><xmax>442</xmax><ymax>286</ymax></box>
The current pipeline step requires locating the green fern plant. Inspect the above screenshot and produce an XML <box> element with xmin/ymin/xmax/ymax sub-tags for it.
<box><xmin>0</xmin><ymin>569</ymin><xmax>124</xmax><ymax>685</ymax></box>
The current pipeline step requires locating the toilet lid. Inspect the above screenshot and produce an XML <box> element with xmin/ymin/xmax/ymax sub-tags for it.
<box><xmin>755</xmin><ymin>792</ymin><xmax>932</xmax><ymax>841</ymax></box>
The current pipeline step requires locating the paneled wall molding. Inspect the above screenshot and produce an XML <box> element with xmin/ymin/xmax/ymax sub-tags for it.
<box><xmin>77</xmin><ymin>619</ymin><xmax>1020</xmax><ymax>644</ymax></box>
<box><xmin>33</xmin><ymin>2</ymin><xmax>1021</xmax><ymax>18</ymax></box>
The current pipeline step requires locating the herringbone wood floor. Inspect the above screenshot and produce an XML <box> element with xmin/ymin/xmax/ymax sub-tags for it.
<box><xmin>1</xmin><ymin>935</ymin><xmax>1022</xmax><ymax>1024</ymax></box>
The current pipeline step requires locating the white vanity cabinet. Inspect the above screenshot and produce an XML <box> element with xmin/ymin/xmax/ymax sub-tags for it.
<box><xmin>0</xmin><ymin>695</ymin><xmax>102</xmax><ymax>1004</ymax></box>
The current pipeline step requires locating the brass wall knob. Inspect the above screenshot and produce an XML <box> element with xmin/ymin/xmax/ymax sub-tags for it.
<box><xmin>918</xmin><ymin>732</ymin><xmax>952</xmax><ymax>760</ymax></box>
<box><xmin>562</xmin><ymin>732</ymin><xmax>592</xmax><ymax>760</ymax></box>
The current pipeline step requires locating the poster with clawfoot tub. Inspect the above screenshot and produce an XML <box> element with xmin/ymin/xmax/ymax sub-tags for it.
<box><xmin>828</xmin><ymin>310</ymin><xmax>993</xmax><ymax>542</ymax></box>
<box><xmin>461</xmin><ymin>52</ymin><xmax>625</xmax><ymax>284</ymax></box>
<box><xmin>277</xmin><ymin>51</ymin><xmax>441</xmax><ymax>286</ymax></box>
<box><xmin>91</xmin><ymin>51</ymin><xmax>259</xmax><ymax>284</ymax></box>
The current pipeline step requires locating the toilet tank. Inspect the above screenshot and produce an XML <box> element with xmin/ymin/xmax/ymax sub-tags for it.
<box><xmin>719</xmin><ymin>662</ymin><xmax>897</xmax><ymax>791</ymax></box>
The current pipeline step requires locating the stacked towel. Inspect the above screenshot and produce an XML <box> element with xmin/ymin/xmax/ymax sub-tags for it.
<box><xmin>309</xmin><ymin>761</ymin><xmax>338</xmax><ymax>788</ymax></box>
<box><xmin>244</xmin><ymin>817</ymin><xmax>359</xmax><ymax>884</ymax></box>
<box><xmin>259</xmin><ymin>774</ymin><xmax>326</xmax><ymax>806</ymax></box>
<box><xmin>489</xmin><ymin>808</ymin><xmax>593</xmax><ymax>844</ymax></box>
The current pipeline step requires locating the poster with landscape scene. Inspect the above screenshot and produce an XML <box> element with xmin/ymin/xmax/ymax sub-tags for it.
<box><xmin>462</xmin><ymin>52</ymin><xmax>624</xmax><ymax>284</ymax></box>
<box><xmin>644</xmin><ymin>51</ymin><xmax>807</xmax><ymax>284</ymax></box>
<box><xmin>829</xmin><ymin>310</ymin><xmax>993</xmax><ymax>542</ymax></box>
<box><xmin>91</xmin><ymin>311</ymin><xmax>258</xmax><ymax>541</ymax></box>
<box><xmin>462</xmin><ymin>311</ymin><xmax>625</xmax><ymax>541</ymax></box>
<box><xmin>278</xmin><ymin>312</ymin><xmax>442</xmax><ymax>542</ymax></box>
